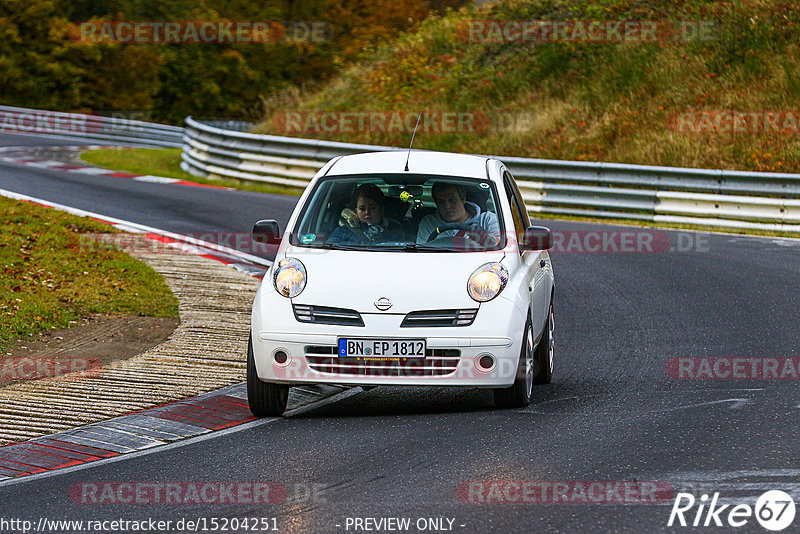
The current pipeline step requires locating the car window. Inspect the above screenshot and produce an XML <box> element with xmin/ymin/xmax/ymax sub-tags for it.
<box><xmin>504</xmin><ymin>170</ymin><xmax>531</xmax><ymax>228</ymax></box>
<box><xmin>503</xmin><ymin>171</ymin><xmax>527</xmax><ymax>247</ymax></box>
<box><xmin>290</xmin><ymin>173</ymin><xmax>505</xmax><ymax>252</ymax></box>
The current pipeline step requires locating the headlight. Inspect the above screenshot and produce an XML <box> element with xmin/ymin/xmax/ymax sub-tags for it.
<box><xmin>467</xmin><ymin>262</ymin><xmax>508</xmax><ymax>302</ymax></box>
<box><xmin>273</xmin><ymin>258</ymin><xmax>306</xmax><ymax>298</ymax></box>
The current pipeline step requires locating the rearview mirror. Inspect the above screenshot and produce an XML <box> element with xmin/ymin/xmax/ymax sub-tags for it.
<box><xmin>520</xmin><ymin>226</ymin><xmax>553</xmax><ymax>251</ymax></box>
<box><xmin>252</xmin><ymin>219</ymin><xmax>281</xmax><ymax>245</ymax></box>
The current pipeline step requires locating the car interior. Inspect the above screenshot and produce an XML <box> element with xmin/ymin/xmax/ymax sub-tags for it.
<box><xmin>294</xmin><ymin>178</ymin><xmax>496</xmax><ymax>245</ymax></box>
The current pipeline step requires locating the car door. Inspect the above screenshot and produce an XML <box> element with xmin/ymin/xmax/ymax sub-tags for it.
<box><xmin>502</xmin><ymin>169</ymin><xmax>547</xmax><ymax>339</ymax></box>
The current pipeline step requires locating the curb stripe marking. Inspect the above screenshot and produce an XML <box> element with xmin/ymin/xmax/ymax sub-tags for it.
<box><xmin>0</xmin><ymin>187</ymin><xmax>272</xmax><ymax>270</ymax></box>
<box><xmin>0</xmin><ymin>384</ymin><xmax>357</xmax><ymax>486</ymax></box>
<box><xmin>0</xmin><ymin>146</ymin><xmax>232</xmax><ymax>190</ymax></box>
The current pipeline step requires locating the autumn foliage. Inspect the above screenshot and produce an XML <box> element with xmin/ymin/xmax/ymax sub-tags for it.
<box><xmin>0</xmin><ymin>0</ymin><xmax>462</xmax><ymax>124</ymax></box>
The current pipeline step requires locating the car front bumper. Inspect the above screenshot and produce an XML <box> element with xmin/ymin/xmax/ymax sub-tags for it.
<box><xmin>251</xmin><ymin>291</ymin><xmax>527</xmax><ymax>388</ymax></box>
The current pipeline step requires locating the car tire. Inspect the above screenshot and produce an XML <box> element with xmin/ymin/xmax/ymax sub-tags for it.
<box><xmin>493</xmin><ymin>318</ymin><xmax>535</xmax><ymax>409</ymax></box>
<box><xmin>247</xmin><ymin>333</ymin><xmax>289</xmax><ymax>417</ymax></box>
<box><xmin>532</xmin><ymin>301</ymin><xmax>554</xmax><ymax>385</ymax></box>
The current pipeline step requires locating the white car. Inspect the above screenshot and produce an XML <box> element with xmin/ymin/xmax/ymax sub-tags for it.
<box><xmin>248</xmin><ymin>150</ymin><xmax>555</xmax><ymax>416</ymax></box>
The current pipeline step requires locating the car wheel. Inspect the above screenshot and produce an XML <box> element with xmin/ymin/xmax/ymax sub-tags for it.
<box><xmin>533</xmin><ymin>301</ymin><xmax>554</xmax><ymax>384</ymax></box>
<box><xmin>493</xmin><ymin>318</ymin><xmax>534</xmax><ymax>409</ymax></box>
<box><xmin>247</xmin><ymin>333</ymin><xmax>289</xmax><ymax>417</ymax></box>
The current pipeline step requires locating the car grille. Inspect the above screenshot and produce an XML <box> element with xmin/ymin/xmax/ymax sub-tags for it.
<box><xmin>400</xmin><ymin>309</ymin><xmax>478</xmax><ymax>327</ymax></box>
<box><xmin>304</xmin><ymin>346</ymin><xmax>460</xmax><ymax>377</ymax></box>
<box><xmin>293</xmin><ymin>305</ymin><xmax>364</xmax><ymax>327</ymax></box>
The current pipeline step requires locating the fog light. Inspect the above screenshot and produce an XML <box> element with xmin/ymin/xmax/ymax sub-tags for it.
<box><xmin>478</xmin><ymin>355</ymin><xmax>495</xmax><ymax>370</ymax></box>
<box><xmin>274</xmin><ymin>351</ymin><xmax>288</xmax><ymax>364</ymax></box>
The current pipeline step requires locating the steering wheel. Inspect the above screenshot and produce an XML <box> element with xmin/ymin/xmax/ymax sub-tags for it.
<box><xmin>427</xmin><ymin>223</ymin><xmax>498</xmax><ymax>246</ymax></box>
<box><xmin>339</xmin><ymin>208</ymin><xmax>359</xmax><ymax>228</ymax></box>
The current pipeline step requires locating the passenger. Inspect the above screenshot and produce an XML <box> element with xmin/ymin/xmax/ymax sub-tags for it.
<box><xmin>416</xmin><ymin>182</ymin><xmax>500</xmax><ymax>244</ymax></box>
<box><xmin>328</xmin><ymin>184</ymin><xmax>405</xmax><ymax>245</ymax></box>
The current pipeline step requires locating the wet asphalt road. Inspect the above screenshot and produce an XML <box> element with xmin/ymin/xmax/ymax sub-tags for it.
<box><xmin>1</xmin><ymin>132</ymin><xmax>799</xmax><ymax>533</ymax></box>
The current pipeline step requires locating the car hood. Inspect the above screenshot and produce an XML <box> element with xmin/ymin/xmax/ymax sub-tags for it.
<box><xmin>283</xmin><ymin>245</ymin><xmax>505</xmax><ymax>314</ymax></box>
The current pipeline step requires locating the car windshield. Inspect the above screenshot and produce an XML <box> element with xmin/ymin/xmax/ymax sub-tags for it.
<box><xmin>290</xmin><ymin>173</ymin><xmax>505</xmax><ymax>252</ymax></box>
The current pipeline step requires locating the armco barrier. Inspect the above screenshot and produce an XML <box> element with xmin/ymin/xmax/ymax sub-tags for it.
<box><xmin>180</xmin><ymin>117</ymin><xmax>398</xmax><ymax>187</ymax></box>
<box><xmin>181</xmin><ymin>117</ymin><xmax>800</xmax><ymax>234</ymax></box>
<box><xmin>0</xmin><ymin>105</ymin><xmax>183</xmax><ymax>147</ymax></box>
<box><xmin>5</xmin><ymin>106</ymin><xmax>795</xmax><ymax>234</ymax></box>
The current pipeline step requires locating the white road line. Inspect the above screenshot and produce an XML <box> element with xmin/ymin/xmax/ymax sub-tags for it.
<box><xmin>0</xmin><ymin>187</ymin><xmax>272</xmax><ymax>268</ymax></box>
<box><xmin>521</xmin><ymin>390</ymin><xmax>767</xmax><ymax>416</ymax></box>
<box><xmin>658</xmin><ymin>398</ymin><xmax>753</xmax><ymax>412</ymax></box>
<box><xmin>0</xmin><ymin>146</ymin><xmax>29</xmax><ymax>153</ymax></box>
<box><xmin>133</xmin><ymin>175</ymin><xmax>180</xmax><ymax>184</ymax></box>
<box><xmin>23</xmin><ymin>160</ymin><xmax>66</xmax><ymax>168</ymax></box>
<box><xmin>64</xmin><ymin>167</ymin><xmax>116</xmax><ymax>175</ymax></box>
<box><xmin>668</xmin><ymin>469</ymin><xmax>800</xmax><ymax>481</ymax></box>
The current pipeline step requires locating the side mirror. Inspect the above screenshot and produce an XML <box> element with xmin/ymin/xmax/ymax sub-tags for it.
<box><xmin>520</xmin><ymin>226</ymin><xmax>553</xmax><ymax>251</ymax></box>
<box><xmin>252</xmin><ymin>219</ymin><xmax>281</xmax><ymax>245</ymax></box>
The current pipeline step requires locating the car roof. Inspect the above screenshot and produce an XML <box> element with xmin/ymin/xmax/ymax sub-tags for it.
<box><xmin>325</xmin><ymin>150</ymin><xmax>491</xmax><ymax>179</ymax></box>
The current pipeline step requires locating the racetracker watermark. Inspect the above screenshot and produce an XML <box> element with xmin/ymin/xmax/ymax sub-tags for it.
<box><xmin>1</xmin><ymin>357</ymin><xmax>103</xmax><ymax>380</ymax></box>
<box><xmin>79</xmin><ymin>233</ymin><xmax>277</xmax><ymax>257</ymax></box>
<box><xmin>669</xmin><ymin>111</ymin><xmax>800</xmax><ymax>134</ymax></box>
<box><xmin>667</xmin><ymin>357</ymin><xmax>800</xmax><ymax>380</ymax></box>
<box><xmin>456</xmin><ymin>481</ymin><xmax>674</xmax><ymax>504</ymax></box>
<box><xmin>79</xmin><ymin>229</ymin><xmax>709</xmax><ymax>258</ymax></box>
<box><xmin>68</xmin><ymin>21</ymin><xmax>330</xmax><ymax>44</ymax></box>
<box><xmin>668</xmin><ymin>490</ymin><xmax>796</xmax><ymax>530</ymax></box>
<box><xmin>548</xmin><ymin>230</ymin><xmax>708</xmax><ymax>254</ymax></box>
<box><xmin>460</xmin><ymin>20</ymin><xmax>714</xmax><ymax>43</ymax></box>
<box><xmin>271</xmin><ymin>111</ymin><xmax>491</xmax><ymax>135</ymax></box>
<box><xmin>0</xmin><ymin>109</ymin><xmax>159</xmax><ymax>135</ymax></box>
<box><xmin>91</xmin><ymin>110</ymin><xmax>153</xmax><ymax>130</ymax></box>
<box><xmin>0</xmin><ymin>110</ymin><xmax>99</xmax><ymax>134</ymax></box>
<box><xmin>341</xmin><ymin>518</ymin><xmax>459</xmax><ymax>531</ymax></box>
<box><xmin>69</xmin><ymin>482</ymin><xmax>287</xmax><ymax>505</ymax></box>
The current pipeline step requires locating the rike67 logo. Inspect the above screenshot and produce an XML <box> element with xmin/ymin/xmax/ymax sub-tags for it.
<box><xmin>668</xmin><ymin>491</ymin><xmax>796</xmax><ymax>531</ymax></box>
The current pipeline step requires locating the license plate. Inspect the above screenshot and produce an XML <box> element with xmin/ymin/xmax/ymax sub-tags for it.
<box><xmin>338</xmin><ymin>338</ymin><xmax>426</xmax><ymax>359</ymax></box>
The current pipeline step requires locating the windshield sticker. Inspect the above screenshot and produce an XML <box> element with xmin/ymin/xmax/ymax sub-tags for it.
<box><xmin>300</xmin><ymin>233</ymin><xmax>316</xmax><ymax>244</ymax></box>
<box><xmin>479</xmin><ymin>183</ymin><xmax>490</xmax><ymax>189</ymax></box>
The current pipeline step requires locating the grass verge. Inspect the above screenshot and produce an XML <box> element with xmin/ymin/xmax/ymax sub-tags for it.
<box><xmin>254</xmin><ymin>1</ymin><xmax>800</xmax><ymax>174</ymax></box>
<box><xmin>0</xmin><ymin>196</ymin><xmax>179</xmax><ymax>353</ymax></box>
<box><xmin>80</xmin><ymin>147</ymin><xmax>303</xmax><ymax>196</ymax></box>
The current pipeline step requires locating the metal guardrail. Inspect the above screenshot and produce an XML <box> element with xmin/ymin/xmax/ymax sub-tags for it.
<box><xmin>182</xmin><ymin>116</ymin><xmax>797</xmax><ymax>234</ymax></box>
<box><xmin>181</xmin><ymin>116</ymin><xmax>398</xmax><ymax>187</ymax></box>
<box><xmin>193</xmin><ymin>120</ymin><xmax>256</xmax><ymax>132</ymax></box>
<box><xmin>0</xmin><ymin>105</ymin><xmax>183</xmax><ymax>147</ymax></box>
<box><xmin>2</xmin><ymin>106</ymin><xmax>796</xmax><ymax>233</ymax></box>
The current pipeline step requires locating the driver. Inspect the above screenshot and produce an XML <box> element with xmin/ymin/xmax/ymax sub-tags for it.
<box><xmin>328</xmin><ymin>183</ymin><xmax>405</xmax><ymax>245</ymax></box>
<box><xmin>416</xmin><ymin>181</ymin><xmax>500</xmax><ymax>244</ymax></box>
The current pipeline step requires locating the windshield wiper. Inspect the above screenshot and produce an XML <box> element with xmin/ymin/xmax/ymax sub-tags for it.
<box><xmin>317</xmin><ymin>242</ymin><xmax>369</xmax><ymax>251</ymax></box>
<box><xmin>399</xmin><ymin>243</ymin><xmax>455</xmax><ymax>252</ymax></box>
<box><xmin>311</xmin><ymin>242</ymin><xmax>458</xmax><ymax>252</ymax></box>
